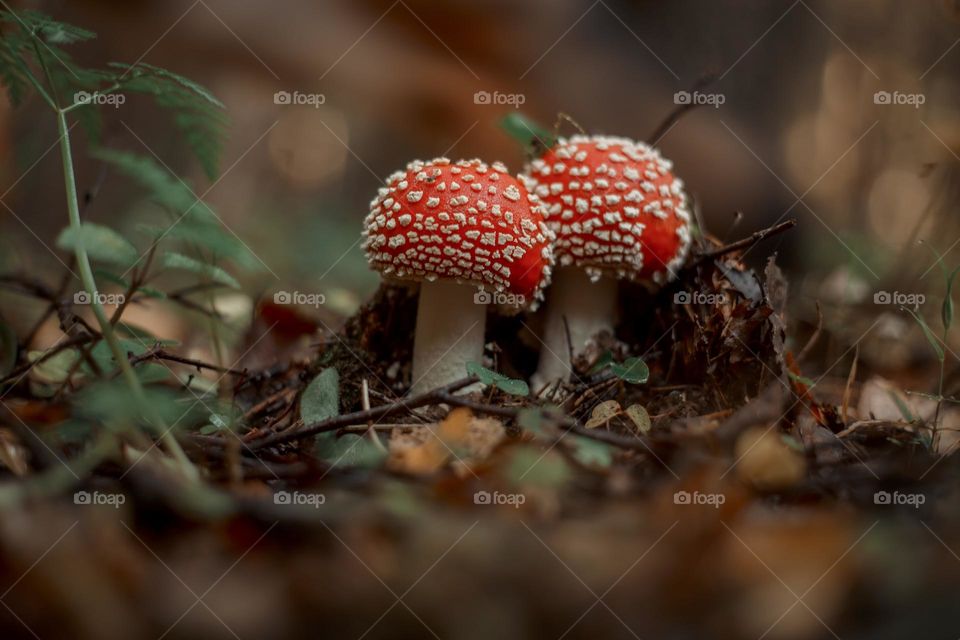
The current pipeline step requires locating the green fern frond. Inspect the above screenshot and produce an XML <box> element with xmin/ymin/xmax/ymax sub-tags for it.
<box><xmin>0</xmin><ymin>10</ymin><xmax>96</xmax><ymax>45</ymax></box>
<box><xmin>91</xmin><ymin>148</ymin><xmax>216</xmax><ymax>219</ymax></box>
<box><xmin>0</xmin><ymin>37</ymin><xmax>30</xmax><ymax>106</ymax></box>
<box><xmin>109</xmin><ymin>62</ymin><xmax>224</xmax><ymax>109</ymax></box>
<box><xmin>91</xmin><ymin>149</ymin><xmax>255</xmax><ymax>269</ymax></box>
<box><xmin>109</xmin><ymin>62</ymin><xmax>228</xmax><ymax>180</ymax></box>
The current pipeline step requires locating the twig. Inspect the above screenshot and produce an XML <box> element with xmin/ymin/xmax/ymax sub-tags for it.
<box><xmin>127</xmin><ymin>347</ymin><xmax>249</xmax><ymax>377</ymax></box>
<box><xmin>247</xmin><ymin>376</ymin><xmax>480</xmax><ymax>450</ymax></box>
<box><xmin>690</xmin><ymin>219</ymin><xmax>797</xmax><ymax>264</ymax></box>
<box><xmin>647</xmin><ymin>73</ymin><xmax>718</xmax><ymax>144</ymax></box>
<box><xmin>797</xmin><ymin>300</ymin><xmax>823</xmax><ymax>362</ymax></box>
<box><xmin>842</xmin><ymin>343</ymin><xmax>859</xmax><ymax>426</ymax></box>
<box><xmin>0</xmin><ymin>334</ymin><xmax>97</xmax><ymax>384</ymax></box>
<box><xmin>361</xmin><ymin>378</ymin><xmax>388</xmax><ymax>454</ymax></box>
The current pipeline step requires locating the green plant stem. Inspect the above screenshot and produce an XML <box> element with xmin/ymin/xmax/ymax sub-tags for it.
<box><xmin>17</xmin><ymin>60</ymin><xmax>56</xmax><ymax>109</ymax></box>
<box><xmin>61</xmin><ymin>82</ymin><xmax>122</xmax><ymax>114</ymax></box>
<box><xmin>934</xmin><ymin>327</ymin><xmax>947</xmax><ymax>451</ymax></box>
<box><xmin>56</xmin><ymin>108</ymin><xmax>197</xmax><ymax>480</ymax></box>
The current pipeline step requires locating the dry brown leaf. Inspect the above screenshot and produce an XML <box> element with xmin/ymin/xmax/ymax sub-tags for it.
<box><xmin>734</xmin><ymin>427</ymin><xmax>806</xmax><ymax>490</ymax></box>
<box><xmin>388</xmin><ymin>408</ymin><xmax>489</xmax><ymax>476</ymax></box>
<box><xmin>585</xmin><ymin>400</ymin><xmax>621</xmax><ymax>429</ymax></box>
<box><xmin>624</xmin><ymin>405</ymin><xmax>651</xmax><ymax>434</ymax></box>
<box><xmin>0</xmin><ymin>429</ymin><xmax>28</xmax><ymax>476</ymax></box>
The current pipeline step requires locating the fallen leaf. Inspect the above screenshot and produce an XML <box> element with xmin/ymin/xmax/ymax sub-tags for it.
<box><xmin>388</xmin><ymin>408</ymin><xmax>482</xmax><ymax>476</ymax></box>
<box><xmin>585</xmin><ymin>400</ymin><xmax>621</xmax><ymax>428</ymax></box>
<box><xmin>624</xmin><ymin>404</ymin><xmax>651</xmax><ymax>433</ymax></box>
<box><xmin>735</xmin><ymin>427</ymin><xmax>806</xmax><ymax>490</ymax></box>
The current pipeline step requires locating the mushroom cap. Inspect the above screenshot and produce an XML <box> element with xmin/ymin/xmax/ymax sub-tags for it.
<box><xmin>363</xmin><ymin>158</ymin><xmax>555</xmax><ymax>307</ymax></box>
<box><xmin>521</xmin><ymin>135</ymin><xmax>692</xmax><ymax>284</ymax></box>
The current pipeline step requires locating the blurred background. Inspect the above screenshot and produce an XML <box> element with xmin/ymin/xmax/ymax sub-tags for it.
<box><xmin>4</xmin><ymin>4</ymin><xmax>960</xmax><ymax>639</ymax></box>
<box><xmin>2</xmin><ymin>0</ymin><xmax>960</xmax><ymax>357</ymax></box>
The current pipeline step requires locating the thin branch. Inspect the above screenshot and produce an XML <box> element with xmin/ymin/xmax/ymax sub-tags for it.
<box><xmin>691</xmin><ymin>219</ymin><xmax>797</xmax><ymax>264</ymax></box>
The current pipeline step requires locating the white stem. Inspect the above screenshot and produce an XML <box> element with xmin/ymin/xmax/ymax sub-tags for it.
<box><xmin>410</xmin><ymin>280</ymin><xmax>486</xmax><ymax>395</ymax></box>
<box><xmin>532</xmin><ymin>267</ymin><xmax>617</xmax><ymax>392</ymax></box>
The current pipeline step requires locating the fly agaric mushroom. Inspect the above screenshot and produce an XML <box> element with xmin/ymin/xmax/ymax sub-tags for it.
<box><xmin>523</xmin><ymin>135</ymin><xmax>692</xmax><ymax>391</ymax></box>
<box><xmin>363</xmin><ymin>158</ymin><xmax>554</xmax><ymax>395</ymax></box>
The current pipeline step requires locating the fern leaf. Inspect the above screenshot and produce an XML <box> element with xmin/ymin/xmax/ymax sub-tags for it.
<box><xmin>107</xmin><ymin>62</ymin><xmax>228</xmax><ymax>179</ymax></box>
<box><xmin>0</xmin><ymin>10</ymin><xmax>96</xmax><ymax>45</ymax></box>
<box><xmin>91</xmin><ymin>149</ymin><xmax>216</xmax><ymax>219</ymax></box>
<box><xmin>0</xmin><ymin>37</ymin><xmax>29</xmax><ymax>106</ymax></box>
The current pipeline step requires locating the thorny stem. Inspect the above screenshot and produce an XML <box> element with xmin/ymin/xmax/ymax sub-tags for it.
<box><xmin>55</xmin><ymin>108</ymin><xmax>197</xmax><ymax>479</ymax></box>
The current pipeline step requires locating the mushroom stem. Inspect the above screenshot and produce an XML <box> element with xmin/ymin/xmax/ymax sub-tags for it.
<box><xmin>410</xmin><ymin>280</ymin><xmax>486</xmax><ymax>396</ymax></box>
<box><xmin>532</xmin><ymin>267</ymin><xmax>617</xmax><ymax>392</ymax></box>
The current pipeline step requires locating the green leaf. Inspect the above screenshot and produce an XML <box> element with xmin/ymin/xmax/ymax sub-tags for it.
<box><xmin>301</xmin><ymin>367</ymin><xmax>386</xmax><ymax>468</ymax></box>
<box><xmin>0</xmin><ymin>36</ymin><xmax>30</xmax><ymax>106</ymax></box>
<box><xmin>56</xmin><ymin>222</ymin><xmax>139</xmax><ymax>267</ymax></box>
<box><xmin>28</xmin><ymin>348</ymin><xmax>82</xmax><ymax>386</ymax></box>
<box><xmin>94</xmin><ymin>270</ymin><xmax>167</xmax><ymax>299</ymax></box>
<box><xmin>115</xmin><ymin>322</ymin><xmax>178</xmax><ymax>345</ymax></box>
<box><xmin>108</xmin><ymin>62</ymin><xmax>227</xmax><ymax>179</ymax></box>
<box><xmin>589</xmin><ymin>350</ymin><xmax>615</xmax><ymax>375</ymax></box>
<box><xmin>95</xmin><ymin>150</ymin><xmax>255</xmax><ymax>270</ymax></box>
<box><xmin>73</xmin><ymin>381</ymin><xmax>201</xmax><ymax>430</ymax></box>
<box><xmin>888</xmin><ymin>390</ymin><xmax>916</xmax><ymax>423</ymax></box>
<box><xmin>517</xmin><ymin>407</ymin><xmax>545</xmax><ymax>435</ymax></box>
<box><xmin>787</xmin><ymin>370</ymin><xmax>816</xmax><ymax>387</ymax></box>
<box><xmin>568</xmin><ymin>436</ymin><xmax>614</xmax><ymax>469</ymax></box>
<box><xmin>301</xmin><ymin>367</ymin><xmax>340</xmax><ymax>424</ymax></box>
<box><xmin>86</xmin><ymin>338</ymin><xmax>149</xmax><ymax>375</ymax></box>
<box><xmin>609</xmin><ymin>357</ymin><xmax>650</xmax><ymax>384</ymax></box>
<box><xmin>315</xmin><ymin>434</ymin><xmax>387</xmax><ymax>470</ymax></box>
<box><xmin>109</xmin><ymin>62</ymin><xmax>223</xmax><ymax>108</ymax></box>
<box><xmin>135</xmin><ymin>363</ymin><xmax>171</xmax><ymax>385</ymax></box>
<box><xmin>0</xmin><ymin>10</ymin><xmax>96</xmax><ymax>45</ymax></box>
<box><xmin>93</xmin><ymin>149</ymin><xmax>216</xmax><ymax>218</ymax></box>
<box><xmin>161</xmin><ymin>251</ymin><xmax>240</xmax><ymax>289</ymax></box>
<box><xmin>499</xmin><ymin>113</ymin><xmax>556</xmax><ymax>155</ymax></box>
<box><xmin>141</xmin><ymin>219</ymin><xmax>259</xmax><ymax>270</ymax></box>
<box><xmin>465</xmin><ymin>361</ymin><xmax>529</xmax><ymax>396</ymax></box>
<box><xmin>507</xmin><ymin>446</ymin><xmax>570</xmax><ymax>487</ymax></box>
<box><xmin>906</xmin><ymin>308</ymin><xmax>945</xmax><ymax>362</ymax></box>
<box><xmin>943</xmin><ymin>265</ymin><xmax>960</xmax><ymax>331</ymax></box>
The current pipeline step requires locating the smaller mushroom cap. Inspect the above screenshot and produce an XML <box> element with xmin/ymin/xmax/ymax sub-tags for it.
<box><xmin>522</xmin><ymin>135</ymin><xmax>692</xmax><ymax>284</ymax></box>
<box><xmin>363</xmin><ymin>158</ymin><xmax>555</xmax><ymax>308</ymax></box>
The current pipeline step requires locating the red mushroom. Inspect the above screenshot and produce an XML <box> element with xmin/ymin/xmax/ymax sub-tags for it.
<box><xmin>521</xmin><ymin>135</ymin><xmax>692</xmax><ymax>391</ymax></box>
<box><xmin>363</xmin><ymin>158</ymin><xmax>554</xmax><ymax>395</ymax></box>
